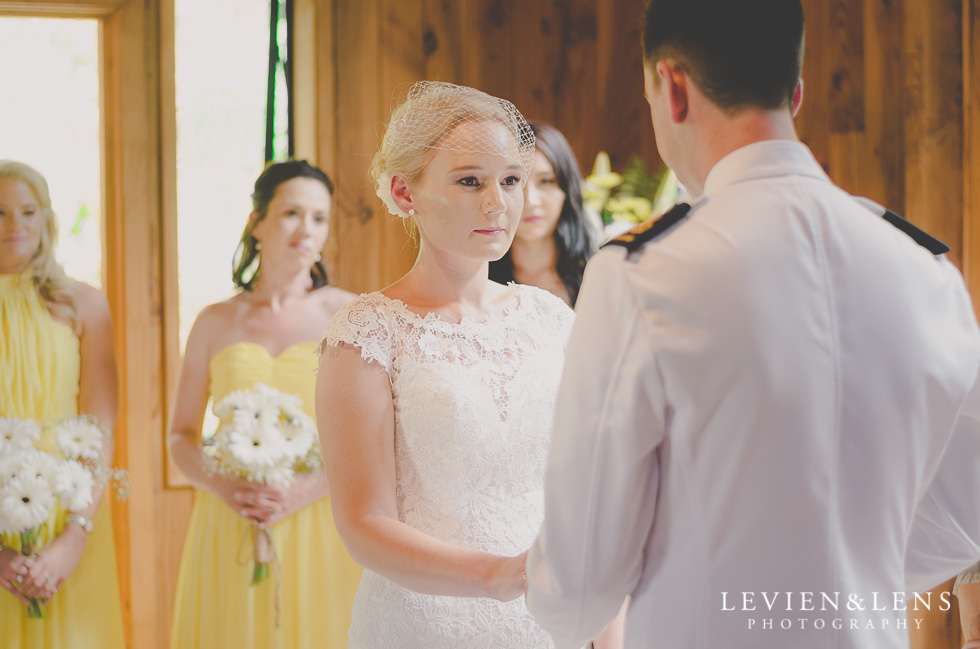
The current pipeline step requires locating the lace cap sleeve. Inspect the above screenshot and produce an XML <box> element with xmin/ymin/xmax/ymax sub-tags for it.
<box><xmin>319</xmin><ymin>293</ymin><xmax>394</xmax><ymax>373</ymax></box>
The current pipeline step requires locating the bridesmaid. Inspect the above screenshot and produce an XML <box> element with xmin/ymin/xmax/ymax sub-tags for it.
<box><xmin>168</xmin><ymin>160</ymin><xmax>362</xmax><ymax>649</ymax></box>
<box><xmin>489</xmin><ymin>121</ymin><xmax>599</xmax><ymax>307</ymax></box>
<box><xmin>0</xmin><ymin>160</ymin><xmax>125</xmax><ymax>648</ymax></box>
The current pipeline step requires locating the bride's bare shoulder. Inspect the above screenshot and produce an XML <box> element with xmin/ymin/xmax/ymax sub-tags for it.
<box><xmin>312</xmin><ymin>284</ymin><xmax>359</xmax><ymax>315</ymax></box>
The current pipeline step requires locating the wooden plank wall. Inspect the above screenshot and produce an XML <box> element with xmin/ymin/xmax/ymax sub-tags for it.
<box><xmin>315</xmin><ymin>0</ymin><xmax>971</xmax><ymax>299</ymax></box>
<box><xmin>798</xmin><ymin>0</ymin><xmax>965</xmax><ymax>269</ymax></box>
<box><xmin>317</xmin><ymin>0</ymin><xmax>661</xmax><ymax>293</ymax></box>
<box><xmin>965</xmin><ymin>0</ymin><xmax>980</xmax><ymax>316</ymax></box>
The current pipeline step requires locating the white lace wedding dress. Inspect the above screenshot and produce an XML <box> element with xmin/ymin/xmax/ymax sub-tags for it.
<box><xmin>321</xmin><ymin>284</ymin><xmax>574</xmax><ymax>649</ymax></box>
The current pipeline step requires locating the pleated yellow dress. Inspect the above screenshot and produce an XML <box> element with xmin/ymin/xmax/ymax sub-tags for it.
<box><xmin>170</xmin><ymin>341</ymin><xmax>363</xmax><ymax>649</ymax></box>
<box><xmin>0</xmin><ymin>271</ymin><xmax>125</xmax><ymax>649</ymax></box>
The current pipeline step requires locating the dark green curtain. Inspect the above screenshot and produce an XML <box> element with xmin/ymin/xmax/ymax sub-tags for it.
<box><xmin>265</xmin><ymin>0</ymin><xmax>293</xmax><ymax>163</ymax></box>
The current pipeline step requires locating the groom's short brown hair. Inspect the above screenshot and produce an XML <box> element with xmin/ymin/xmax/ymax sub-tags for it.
<box><xmin>642</xmin><ymin>0</ymin><xmax>805</xmax><ymax>114</ymax></box>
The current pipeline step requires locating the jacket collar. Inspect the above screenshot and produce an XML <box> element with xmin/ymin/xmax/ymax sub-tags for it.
<box><xmin>702</xmin><ymin>140</ymin><xmax>830</xmax><ymax>197</ymax></box>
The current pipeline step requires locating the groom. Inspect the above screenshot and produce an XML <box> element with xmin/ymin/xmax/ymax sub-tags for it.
<box><xmin>524</xmin><ymin>1</ymin><xmax>980</xmax><ymax>648</ymax></box>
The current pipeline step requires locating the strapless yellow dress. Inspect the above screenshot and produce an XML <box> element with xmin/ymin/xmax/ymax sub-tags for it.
<box><xmin>0</xmin><ymin>271</ymin><xmax>125</xmax><ymax>649</ymax></box>
<box><xmin>170</xmin><ymin>341</ymin><xmax>362</xmax><ymax>649</ymax></box>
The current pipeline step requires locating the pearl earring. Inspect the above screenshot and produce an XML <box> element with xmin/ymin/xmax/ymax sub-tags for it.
<box><xmin>408</xmin><ymin>209</ymin><xmax>417</xmax><ymax>216</ymax></box>
<box><xmin>315</xmin><ymin>253</ymin><xmax>322</xmax><ymax>262</ymax></box>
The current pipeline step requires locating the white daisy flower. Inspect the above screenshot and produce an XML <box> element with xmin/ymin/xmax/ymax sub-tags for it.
<box><xmin>0</xmin><ymin>417</ymin><xmax>41</xmax><ymax>451</ymax></box>
<box><xmin>213</xmin><ymin>389</ymin><xmax>259</xmax><ymax>420</ymax></box>
<box><xmin>278</xmin><ymin>399</ymin><xmax>308</xmax><ymax>424</ymax></box>
<box><xmin>280</xmin><ymin>414</ymin><xmax>315</xmax><ymax>460</ymax></box>
<box><xmin>19</xmin><ymin>448</ymin><xmax>62</xmax><ymax>487</ymax></box>
<box><xmin>227</xmin><ymin>418</ymin><xmax>286</xmax><ymax>469</ymax></box>
<box><xmin>208</xmin><ymin>385</ymin><xmax>321</xmax><ymax>484</ymax></box>
<box><xmin>53</xmin><ymin>460</ymin><xmax>95</xmax><ymax>512</ymax></box>
<box><xmin>0</xmin><ymin>476</ymin><xmax>55</xmax><ymax>532</ymax></box>
<box><xmin>54</xmin><ymin>416</ymin><xmax>104</xmax><ymax>461</ymax></box>
<box><xmin>0</xmin><ymin>452</ymin><xmax>28</xmax><ymax>484</ymax></box>
<box><xmin>251</xmin><ymin>383</ymin><xmax>293</xmax><ymax>424</ymax></box>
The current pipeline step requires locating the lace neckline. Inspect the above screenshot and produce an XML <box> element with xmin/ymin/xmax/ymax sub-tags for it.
<box><xmin>374</xmin><ymin>284</ymin><xmax>527</xmax><ymax>328</ymax></box>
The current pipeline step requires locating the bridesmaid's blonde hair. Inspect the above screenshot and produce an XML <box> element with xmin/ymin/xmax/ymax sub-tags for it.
<box><xmin>0</xmin><ymin>160</ymin><xmax>77</xmax><ymax>325</ymax></box>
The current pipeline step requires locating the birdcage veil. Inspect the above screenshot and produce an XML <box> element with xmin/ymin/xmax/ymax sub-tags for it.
<box><xmin>373</xmin><ymin>81</ymin><xmax>536</xmax><ymax>218</ymax></box>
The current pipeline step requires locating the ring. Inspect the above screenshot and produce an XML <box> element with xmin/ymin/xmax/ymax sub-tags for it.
<box><xmin>41</xmin><ymin>571</ymin><xmax>50</xmax><ymax>582</ymax></box>
<box><xmin>14</xmin><ymin>574</ymin><xmax>23</xmax><ymax>584</ymax></box>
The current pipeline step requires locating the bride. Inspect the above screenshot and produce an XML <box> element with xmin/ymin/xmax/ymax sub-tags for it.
<box><xmin>316</xmin><ymin>82</ymin><xmax>584</xmax><ymax>648</ymax></box>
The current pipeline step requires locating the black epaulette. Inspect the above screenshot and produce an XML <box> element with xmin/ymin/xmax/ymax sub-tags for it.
<box><xmin>882</xmin><ymin>210</ymin><xmax>950</xmax><ymax>255</ymax></box>
<box><xmin>603</xmin><ymin>203</ymin><xmax>692</xmax><ymax>253</ymax></box>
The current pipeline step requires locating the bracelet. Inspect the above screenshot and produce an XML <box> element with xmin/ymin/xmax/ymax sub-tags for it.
<box><xmin>65</xmin><ymin>513</ymin><xmax>94</xmax><ymax>534</ymax></box>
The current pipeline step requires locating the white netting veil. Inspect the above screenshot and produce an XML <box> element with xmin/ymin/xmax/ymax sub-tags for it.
<box><xmin>372</xmin><ymin>81</ymin><xmax>536</xmax><ymax>218</ymax></box>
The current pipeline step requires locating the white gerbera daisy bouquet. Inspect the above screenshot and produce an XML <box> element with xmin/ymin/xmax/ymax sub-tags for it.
<box><xmin>204</xmin><ymin>382</ymin><xmax>321</xmax><ymax>585</ymax></box>
<box><xmin>0</xmin><ymin>415</ymin><xmax>129</xmax><ymax>618</ymax></box>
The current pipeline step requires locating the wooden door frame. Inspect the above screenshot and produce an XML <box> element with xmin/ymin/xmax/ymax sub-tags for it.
<box><xmin>1</xmin><ymin>1</ymin><xmax>167</xmax><ymax>646</ymax></box>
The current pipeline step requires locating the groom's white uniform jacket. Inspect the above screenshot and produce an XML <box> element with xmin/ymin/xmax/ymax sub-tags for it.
<box><xmin>525</xmin><ymin>140</ymin><xmax>980</xmax><ymax>649</ymax></box>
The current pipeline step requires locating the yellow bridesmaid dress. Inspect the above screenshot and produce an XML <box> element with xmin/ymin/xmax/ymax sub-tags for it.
<box><xmin>170</xmin><ymin>341</ymin><xmax>363</xmax><ymax>649</ymax></box>
<box><xmin>0</xmin><ymin>271</ymin><xmax>126</xmax><ymax>649</ymax></box>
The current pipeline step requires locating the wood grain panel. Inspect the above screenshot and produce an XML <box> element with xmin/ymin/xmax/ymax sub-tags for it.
<box><xmin>315</xmin><ymin>0</ymin><xmax>337</xmax><ymax>181</ymax></box>
<box><xmin>862</xmin><ymin>0</ymin><xmax>904</xmax><ymax>211</ymax></box>
<box><xmin>313</xmin><ymin>0</ymin><xmax>344</xmax><ymax>281</ymax></box>
<box><xmin>333</xmin><ymin>0</ymin><xmax>388</xmax><ymax>293</ymax></box>
<box><xmin>797</xmin><ymin>0</ymin><xmax>831</xmax><ymax>173</ymax></box>
<box><xmin>293</xmin><ymin>0</ymin><xmax>319</xmax><ymax>162</ymax></box>
<box><xmin>552</xmin><ymin>0</ymin><xmax>600</xmax><ymax>171</ymax></box>
<box><xmin>903</xmin><ymin>0</ymin><xmax>964</xmax><ymax>267</ymax></box>
<box><xmin>595</xmin><ymin>0</ymin><xmax>660</xmax><ymax>174</ymax></box>
<box><xmin>102</xmin><ymin>0</ymin><xmax>167</xmax><ymax>646</ymax></box>
<box><xmin>466</xmin><ymin>0</ymin><xmax>517</xmax><ymax>102</ymax></box>
<box><xmin>159</xmin><ymin>0</ymin><xmax>186</xmax><ymax>491</ymax></box>
<box><xmin>965</xmin><ymin>0</ymin><xmax>980</xmax><ymax>314</ymax></box>
<box><xmin>826</xmin><ymin>0</ymin><xmax>903</xmax><ymax>211</ymax></box>
<box><xmin>511</xmin><ymin>0</ymin><xmax>559</xmax><ymax>122</ymax></box>
<box><xmin>0</xmin><ymin>0</ymin><xmax>126</xmax><ymax>17</ymax></box>
<box><xmin>828</xmin><ymin>0</ymin><xmax>865</xmax><ymax>132</ymax></box>
<box><xmin>828</xmin><ymin>131</ymin><xmax>869</xmax><ymax>199</ymax></box>
<box><xmin>421</xmin><ymin>0</ymin><xmax>474</xmax><ymax>83</ymax></box>
<box><xmin>909</xmin><ymin>579</ymin><xmax>963</xmax><ymax>649</ymax></box>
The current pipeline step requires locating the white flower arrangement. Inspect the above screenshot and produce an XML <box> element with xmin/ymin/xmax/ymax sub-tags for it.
<box><xmin>376</xmin><ymin>171</ymin><xmax>410</xmax><ymax>218</ymax></box>
<box><xmin>0</xmin><ymin>414</ymin><xmax>128</xmax><ymax>618</ymax></box>
<box><xmin>54</xmin><ymin>417</ymin><xmax>104</xmax><ymax>461</ymax></box>
<box><xmin>205</xmin><ymin>382</ymin><xmax>323</xmax><ymax>584</ymax></box>
<box><xmin>207</xmin><ymin>382</ymin><xmax>322</xmax><ymax>487</ymax></box>
<box><xmin>0</xmin><ymin>416</ymin><xmax>41</xmax><ymax>453</ymax></box>
<box><xmin>0</xmin><ymin>476</ymin><xmax>53</xmax><ymax>535</ymax></box>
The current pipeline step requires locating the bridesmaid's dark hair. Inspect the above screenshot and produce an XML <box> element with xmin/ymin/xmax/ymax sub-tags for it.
<box><xmin>232</xmin><ymin>160</ymin><xmax>334</xmax><ymax>291</ymax></box>
<box><xmin>489</xmin><ymin>121</ymin><xmax>597</xmax><ymax>306</ymax></box>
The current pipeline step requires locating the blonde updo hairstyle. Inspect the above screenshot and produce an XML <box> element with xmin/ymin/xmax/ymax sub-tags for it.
<box><xmin>0</xmin><ymin>160</ymin><xmax>77</xmax><ymax>325</ymax></box>
<box><xmin>370</xmin><ymin>81</ymin><xmax>535</xmax><ymax>224</ymax></box>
